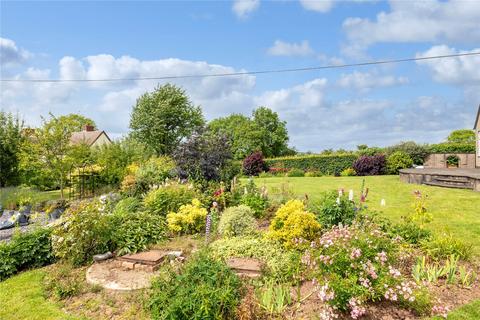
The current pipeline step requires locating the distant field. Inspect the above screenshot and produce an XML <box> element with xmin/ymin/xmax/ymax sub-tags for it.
<box><xmin>253</xmin><ymin>176</ymin><xmax>480</xmax><ymax>256</ymax></box>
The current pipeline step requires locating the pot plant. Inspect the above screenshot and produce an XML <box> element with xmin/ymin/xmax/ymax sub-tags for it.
<box><xmin>446</xmin><ymin>155</ymin><xmax>459</xmax><ymax>168</ymax></box>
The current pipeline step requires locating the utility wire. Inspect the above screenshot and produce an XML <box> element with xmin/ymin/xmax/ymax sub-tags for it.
<box><xmin>2</xmin><ymin>51</ymin><xmax>480</xmax><ymax>83</ymax></box>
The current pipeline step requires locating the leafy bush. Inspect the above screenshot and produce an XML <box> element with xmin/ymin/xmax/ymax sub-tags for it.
<box><xmin>243</xmin><ymin>151</ymin><xmax>268</xmax><ymax>176</ymax></box>
<box><xmin>113</xmin><ymin>211</ymin><xmax>167</xmax><ymax>255</ymax></box>
<box><xmin>340</xmin><ymin>168</ymin><xmax>356</xmax><ymax>176</ymax></box>
<box><xmin>421</xmin><ymin>234</ymin><xmax>473</xmax><ymax>261</ymax></box>
<box><xmin>149</xmin><ymin>252</ymin><xmax>242</xmax><ymax>320</ymax></box>
<box><xmin>286</xmin><ymin>168</ymin><xmax>305</xmax><ymax>177</ymax></box>
<box><xmin>353</xmin><ymin>154</ymin><xmax>386</xmax><ymax>176</ymax></box>
<box><xmin>385</xmin><ymin>141</ymin><xmax>429</xmax><ymax>165</ymax></box>
<box><xmin>52</xmin><ymin>200</ymin><xmax>114</xmax><ymax>266</ymax></box>
<box><xmin>134</xmin><ymin>156</ymin><xmax>176</xmax><ymax>192</ymax></box>
<box><xmin>428</xmin><ymin>142</ymin><xmax>475</xmax><ymax>153</ymax></box>
<box><xmin>143</xmin><ymin>182</ymin><xmax>198</xmax><ymax>216</ymax></box>
<box><xmin>44</xmin><ymin>263</ymin><xmax>85</xmax><ymax>299</ymax></box>
<box><xmin>265</xmin><ymin>154</ymin><xmax>357</xmax><ymax>176</ymax></box>
<box><xmin>166</xmin><ymin>199</ymin><xmax>208</xmax><ymax>234</ymax></box>
<box><xmin>211</xmin><ymin>235</ymin><xmax>300</xmax><ymax>282</ymax></box>
<box><xmin>305</xmin><ymin>170</ymin><xmax>323</xmax><ymax>177</ymax></box>
<box><xmin>389</xmin><ymin>222</ymin><xmax>432</xmax><ymax>245</ymax></box>
<box><xmin>309</xmin><ymin>191</ymin><xmax>357</xmax><ymax>228</ymax></box>
<box><xmin>239</xmin><ymin>193</ymin><xmax>268</xmax><ymax>218</ymax></box>
<box><xmin>446</xmin><ymin>154</ymin><xmax>459</xmax><ymax>167</ymax></box>
<box><xmin>268</xmin><ymin>200</ymin><xmax>321</xmax><ymax>248</ymax></box>
<box><xmin>386</xmin><ymin>151</ymin><xmax>414</xmax><ymax>174</ymax></box>
<box><xmin>218</xmin><ymin>205</ymin><xmax>257</xmax><ymax>237</ymax></box>
<box><xmin>0</xmin><ymin>227</ymin><xmax>54</xmax><ymax>281</ymax></box>
<box><xmin>112</xmin><ymin>197</ymin><xmax>142</xmax><ymax>216</ymax></box>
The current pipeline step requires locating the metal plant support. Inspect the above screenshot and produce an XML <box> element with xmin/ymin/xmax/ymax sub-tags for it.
<box><xmin>69</xmin><ymin>163</ymin><xmax>99</xmax><ymax>200</ymax></box>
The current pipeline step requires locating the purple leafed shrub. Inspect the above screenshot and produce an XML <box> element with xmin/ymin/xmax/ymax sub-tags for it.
<box><xmin>243</xmin><ymin>151</ymin><xmax>268</xmax><ymax>176</ymax></box>
<box><xmin>353</xmin><ymin>155</ymin><xmax>386</xmax><ymax>176</ymax></box>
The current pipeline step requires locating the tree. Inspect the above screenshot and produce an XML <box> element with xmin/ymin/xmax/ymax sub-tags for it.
<box><xmin>56</xmin><ymin>114</ymin><xmax>97</xmax><ymax>132</ymax></box>
<box><xmin>252</xmin><ymin>106</ymin><xmax>289</xmax><ymax>158</ymax></box>
<box><xmin>130</xmin><ymin>84</ymin><xmax>204</xmax><ymax>155</ymax></box>
<box><xmin>0</xmin><ymin>112</ymin><xmax>24</xmax><ymax>187</ymax></box>
<box><xmin>447</xmin><ymin>129</ymin><xmax>475</xmax><ymax>143</ymax></box>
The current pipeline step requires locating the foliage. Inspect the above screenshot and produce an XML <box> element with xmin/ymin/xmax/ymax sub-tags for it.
<box><xmin>0</xmin><ymin>186</ymin><xmax>52</xmax><ymax>209</ymax></box>
<box><xmin>408</xmin><ymin>190</ymin><xmax>432</xmax><ymax>228</ymax></box>
<box><xmin>447</xmin><ymin>129</ymin><xmax>475</xmax><ymax>143</ymax></box>
<box><xmin>357</xmin><ymin>145</ymin><xmax>384</xmax><ymax>157</ymax></box>
<box><xmin>243</xmin><ymin>151</ymin><xmax>267</xmax><ymax>176</ymax></box>
<box><xmin>43</xmin><ymin>263</ymin><xmax>85</xmax><ymax>299</ymax></box>
<box><xmin>287</xmin><ymin>168</ymin><xmax>305</xmax><ymax>177</ymax></box>
<box><xmin>211</xmin><ymin>235</ymin><xmax>300</xmax><ymax>282</ymax></box>
<box><xmin>112</xmin><ymin>211</ymin><xmax>167</xmax><ymax>255</ymax></box>
<box><xmin>112</xmin><ymin>196</ymin><xmax>142</xmax><ymax>216</ymax></box>
<box><xmin>149</xmin><ymin>252</ymin><xmax>242</xmax><ymax>320</ymax></box>
<box><xmin>309</xmin><ymin>191</ymin><xmax>357</xmax><ymax>228</ymax></box>
<box><xmin>0</xmin><ymin>227</ymin><xmax>54</xmax><ymax>281</ymax></box>
<box><xmin>239</xmin><ymin>193</ymin><xmax>268</xmax><ymax>218</ymax></box>
<box><xmin>133</xmin><ymin>156</ymin><xmax>176</xmax><ymax>193</ymax></box>
<box><xmin>55</xmin><ymin>113</ymin><xmax>96</xmax><ymax>132</ymax></box>
<box><xmin>421</xmin><ymin>234</ymin><xmax>473</xmax><ymax>261</ymax></box>
<box><xmin>130</xmin><ymin>83</ymin><xmax>205</xmax><ymax>155</ymax></box>
<box><xmin>173</xmin><ymin>130</ymin><xmax>234</xmax><ymax>182</ymax></box>
<box><xmin>143</xmin><ymin>182</ymin><xmax>197</xmax><ymax>216</ymax></box>
<box><xmin>166</xmin><ymin>199</ymin><xmax>208</xmax><ymax>234</ymax></box>
<box><xmin>256</xmin><ymin>282</ymin><xmax>292</xmax><ymax>315</ymax></box>
<box><xmin>251</xmin><ymin>107</ymin><xmax>290</xmax><ymax>158</ymax></box>
<box><xmin>51</xmin><ymin>200</ymin><xmax>114</xmax><ymax>266</ymax></box>
<box><xmin>385</xmin><ymin>141</ymin><xmax>429</xmax><ymax>165</ymax></box>
<box><xmin>386</xmin><ymin>151</ymin><xmax>414</xmax><ymax>174</ymax></box>
<box><xmin>268</xmin><ymin>199</ymin><xmax>321</xmax><ymax>248</ymax></box>
<box><xmin>389</xmin><ymin>222</ymin><xmax>432</xmax><ymax>245</ymax></box>
<box><xmin>305</xmin><ymin>170</ymin><xmax>323</xmax><ymax>177</ymax></box>
<box><xmin>0</xmin><ymin>111</ymin><xmax>24</xmax><ymax>187</ymax></box>
<box><xmin>265</xmin><ymin>154</ymin><xmax>358</xmax><ymax>176</ymax></box>
<box><xmin>353</xmin><ymin>154</ymin><xmax>386</xmax><ymax>176</ymax></box>
<box><xmin>340</xmin><ymin>168</ymin><xmax>356</xmax><ymax>176</ymax></box>
<box><xmin>428</xmin><ymin>142</ymin><xmax>475</xmax><ymax>153</ymax></box>
<box><xmin>218</xmin><ymin>205</ymin><xmax>257</xmax><ymax>237</ymax></box>
<box><xmin>446</xmin><ymin>154</ymin><xmax>459</xmax><ymax>166</ymax></box>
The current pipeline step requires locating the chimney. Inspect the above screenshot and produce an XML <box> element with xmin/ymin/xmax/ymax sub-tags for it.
<box><xmin>83</xmin><ymin>124</ymin><xmax>95</xmax><ymax>132</ymax></box>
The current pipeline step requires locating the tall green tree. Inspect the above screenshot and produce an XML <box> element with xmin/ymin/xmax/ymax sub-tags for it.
<box><xmin>56</xmin><ymin>114</ymin><xmax>97</xmax><ymax>132</ymax></box>
<box><xmin>252</xmin><ymin>106</ymin><xmax>289</xmax><ymax>158</ymax></box>
<box><xmin>130</xmin><ymin>84</ymin><xmax>204</xmax><ymax>155</ymax></box>
<box><xmin>447</xmin><ymin>129</ymin><xmax>475</xmax><ymax>143</ymax></box>
<box><xmin>0</xmin><ymin>112</ymin><xmax>24</xmax><ymax>187</ymax></box>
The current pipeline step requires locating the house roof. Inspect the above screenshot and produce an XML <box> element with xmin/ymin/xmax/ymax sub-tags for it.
<box><xmin>70</xmin><ymin>130</ymin><xmax>111</xmax><ymax>146</ymax></box>
<box><xmin>475</xmin><ymin>104</ymin><xmax>480</xmax><ymax>130</ymax></box>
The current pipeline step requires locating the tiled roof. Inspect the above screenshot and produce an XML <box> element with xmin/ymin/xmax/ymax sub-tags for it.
<box><xmin>70</xmin><ymin>130</ymin><xmax>108</xmax><ymax>146</ymax></box>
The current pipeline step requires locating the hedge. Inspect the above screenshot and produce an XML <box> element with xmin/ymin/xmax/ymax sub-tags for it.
<box><xmin>265</xmin><ymin>154</ymin><xmax>358</xmax><ymax>175</ymax></box>
<box><xmin>0</xmin><ymin>227</ymin><xmax>54</xmax><ymax>281</ymax></box>
<box><xmin>428</xmin><ymin>143</ymin><xmax>476</xmax><ymax>154</ymax></box>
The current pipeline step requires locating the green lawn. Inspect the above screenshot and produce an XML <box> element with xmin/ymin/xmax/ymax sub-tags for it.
<box><xmin>0</xmin><ymin>269</ymin><xmax>79</xmax><ymax>320</ymax></box>
<box><xmin>254</xmin><ymin>176</ymin><xmax>480</xmax><ymax>256</ymax></box>
<box><xmin>0</xmin><ymin>187</ymin><xmax>65</xmax><ymax>208</ymax></box>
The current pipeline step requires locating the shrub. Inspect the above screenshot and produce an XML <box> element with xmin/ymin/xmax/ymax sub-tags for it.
<box><xmin>166</xmin><ymin>199</ymin><xmax>208</xmax><ymax>234</ymax></box>
<box><xmin>211</xmin><ymin>235</ymin><xmax>300</xmax><ymax>282</ymax></box>
<box><xmin>387</xmin><ymin>151</ymin><xmax>414</xmax><ymax>174</ymax></box>
<box><xmin>269</xmin><ymin>167</ymin><xmax>288</xmax><ymax>176</ymax></box>
<box><xmin>218</xmin><ymin>205</ymin><xmax>257</xmax><ymax>237</ymax></box>
<box><xmin>446</xmin><ymin>154</ymin><xmax>459</xmax><ymax>167</ymax></box>
<box><xmin>243</xmin><ymin>151</ymin><xmax>267</xmax><ymax>176</ymax></box>
<box><xmin>112</xmin><ymin>197</ymin><xmax>142</xmax><ymax>216</ymax></box>
<box><xmin>305</xmin><ymin>170</ymin><xmax>323</xmax><ymax>177</ymax></box>
<box><xmin>43</xmin><ymin>263</ymin><xmax>85</xmax><ymax>299</ymax></box>
<box><xmin>421</xmin><ymin>234</ymin><xmax>473</xmax><ymax>261</ymax></box>
<box><xmin>149</xmin><ymin>252</ymin><xmax>242</xmax><ymax>320</ymax></box>
<box><xmin>340</xmin><ymin>168</ymin><xmax>356</xmax><ymax>176</ymax></box>
<box><xmin>385</xmin><ymin>141</ymin><xmax>429</xmax><ymax>165</ymax></box>
<box><xmin>239</xmin><ymin>193</ymin><xmax>268</xmax><ymax>218</ymax></box>
<box><xmin>0</xmin><ymin>227</ymin><xmax>54</xmax><ymax>281</ymax></box>
<box><xmin>353</xmin><ymin>154</ymin><xmax>386</xmax><ymax>176</ymax></box>
<box><xmin>428</xmin><ymin>142</ymin><xmax>475</xmax><ymax>154</ymax></box>
<box><xmin>286</xmin><ymin>168</ymin><xmax>304</xmax><ymax>177</ymax></box>
<box><xmin>52</xmin><ymin>200</ymin><xmax>114</xmax><ymax>266</ymax></box>
<box><xmin>265</xmin><ymin>154</ymin><xmax>357</xmax><ymax>176</ymax></box>
<box><xmin>309</xmin><ymin>191</ymin><xmax>357</xmax><ymax>228</ymax></box>
<box><xmin>143</xmin><ymin>182</ymin><xmax>197</xmax><ymax>216</ymax></box>
<box><xmin>113</xmin><ymin>211</ymin><xmax>168</xmax><ymax>255</ymax></box>
<box><xmin>268</xmin><ymin>200</ymin><xmax>321</xmax><ymax>248</ymax></box>
<box><xmin>134</xmin><ymin>156</ymin><xmax>176</xmax><ymax>192</ymax></box>
<box><xmin>389</xmin><ymin>222</ymin><xmax>432</xmax><ymax>245</ymax></box>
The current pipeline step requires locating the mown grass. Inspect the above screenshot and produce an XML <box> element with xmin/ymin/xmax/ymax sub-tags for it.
<box><xmin>0</xmin><ymin>269</ymin><xmax>79</xmax><ymax>320</ymax></box>
<box><xmin>431</xmin><ymin>300</ymin><xmax>480</xmax><ymax>319</ymax></box>
<box><xmin>253</xmin><ymin>175</ymin><xmax>480</xmax><ymax>256</ymax></box>
<box><xmin>0</xmin><ymin>187</ymin><xmax>65</xmax><ymax>208</ymax></box>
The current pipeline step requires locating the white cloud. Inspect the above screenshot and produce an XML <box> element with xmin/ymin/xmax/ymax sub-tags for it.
<box><xmin>267</xmin><ymin>40</ymin><xmax>314</xmax><ymax>57</ymax></box>
<box><xmin>232</xmin><ymin>0</ymin><xmax>260</xmax><ymax>19</ymax></box>
<box><xmin>416</xmin><ymin>45</ymin><xmax>480</xmax><ymax>85</ymax></box>
<box><xmin>0</xmin><ymin>37</ymin><xmax>31</xmax><ymax>67</ymax></box>
<box><xmin>337</xmin><ymin>71</ymin><xmax>408</xmax><ymax>92</ymax></box>
<box><xmin>343</xmin><ymin>0</ymin><xmax>480</xmax><ymax>56</ymax></box>
<box><xmin>299</xmin><ymin>0</ymin><xmax>334</xmax><ymax>13</ymax></box>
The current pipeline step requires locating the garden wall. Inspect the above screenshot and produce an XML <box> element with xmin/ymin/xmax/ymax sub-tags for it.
<box><xmin>424</xmin><ymin>153</ymin><xmax>476</xmax><ymax>169</ymax></box>
<box><xmin>265</xmin><ymin>154</ymin><xmax>358</xmax><ymax>175</ymax></box>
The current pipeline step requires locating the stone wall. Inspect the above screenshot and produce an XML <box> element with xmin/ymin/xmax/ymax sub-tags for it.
<box><xmin>424</xmin><ymin>153</ymin><xmax>476</xmax><ymax>169</ymax></box>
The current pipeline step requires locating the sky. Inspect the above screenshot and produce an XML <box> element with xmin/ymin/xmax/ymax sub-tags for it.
<box><xmin>1</xmin><ymin>0</ymin><xmax>479</xmax><ymax>152</ymax></box>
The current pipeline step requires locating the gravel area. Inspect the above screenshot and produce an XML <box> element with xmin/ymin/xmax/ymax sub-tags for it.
<box><xmin>0</xmin><ymin>210</ymin><xmax>51</xmax><ymax>242</ymax></box>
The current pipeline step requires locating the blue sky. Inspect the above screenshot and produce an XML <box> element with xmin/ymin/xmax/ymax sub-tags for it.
<box><xmin>1</xmin><ymin>0</ymin><xmax>479</xmax><ymax>151</ymax></box>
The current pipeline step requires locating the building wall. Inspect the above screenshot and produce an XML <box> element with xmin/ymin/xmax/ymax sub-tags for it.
<box><xmin>477</xmin><ymin>130</ymin><xmax>480</xmax><ymax>168</ymax></box>
<box><xmin>424</xmin><ymin>153</ymin><xmax>476</xmax><ymax>169</ymax></box>
<box><xmin>91</xmin><ymin>133</ymin><xmax>111</xmax><ymax>148</ymax></box>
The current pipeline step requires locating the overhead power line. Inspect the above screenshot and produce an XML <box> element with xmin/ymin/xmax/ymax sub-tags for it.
<box><xmin>2</xmin><ymin>51</ymin><xmax>480</xmax><ymax>83</ymax></box>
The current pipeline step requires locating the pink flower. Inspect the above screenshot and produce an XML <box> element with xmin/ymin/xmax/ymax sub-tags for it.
<box><xmin>350</xmin><ymin>248</ymin><xmax>362</xmax><ymax>260</ymax></box>
<box><xmin>348</xmin><ymin>298</ymin><xmax>366</xmax><ymax>319</ymax></box>
<box><xmin>388</xmin><ymin>265</ymin><xmax>401</xmax><ymax>278</ymax></box>
<box><xmin>317</xmin><ymin>283</ymin><xmax>335</xmax><ymax>302</ymax></box>
<box><xmin>432</xmin><ymin>304</ymin><xmax>450</xmax><ymax>318</ymax></box>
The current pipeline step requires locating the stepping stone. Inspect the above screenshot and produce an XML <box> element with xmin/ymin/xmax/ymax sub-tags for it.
<box><xmin>227</xmin><ymin>257</ymin><xmax>264</xmax><ymax>278</ymax></box>
<box><xmin>117</xmin><ymin>250</ymin><xmax>167</xmax><ymax>265</ymax></box>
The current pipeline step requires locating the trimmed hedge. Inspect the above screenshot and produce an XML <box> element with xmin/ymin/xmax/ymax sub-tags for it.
<box><xmin>0</xmin><ymin>227</ymin><xmax>54</xmax><ymax>281</ymax></box>
<box><xmin>428</xmin><ymin>142</ymin><xmax>475</xmax><ymax>154</ymax></box>
<box><xmin>265</xmin><ymin>154</ymin><xmax>358</xmax><ymax>176</ymax></box>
